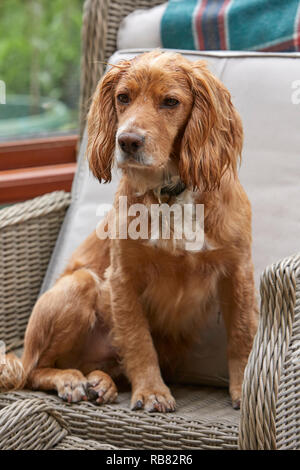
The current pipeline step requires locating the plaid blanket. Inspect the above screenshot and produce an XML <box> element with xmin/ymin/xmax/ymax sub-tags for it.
<box><xmin>161</xmin><ymin>0</ymin><xmax>300</xmax><ymax>52</ymax></box>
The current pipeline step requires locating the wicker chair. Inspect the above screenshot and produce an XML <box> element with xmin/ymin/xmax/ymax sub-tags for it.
<box><xmin>0</xmin><ymin>0</ymin><xmax>299</xmax><ymax>450</ymax></box>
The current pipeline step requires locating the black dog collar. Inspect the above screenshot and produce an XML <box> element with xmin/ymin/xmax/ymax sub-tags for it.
<box><xmin>160</xmin><ymin>180</ymin><xmax>186</xmax><ymax>198</ymax></box>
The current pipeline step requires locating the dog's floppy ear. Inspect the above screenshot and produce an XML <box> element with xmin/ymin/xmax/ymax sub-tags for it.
<box><xmin>179</xmin><ymin>61</ymin><xmax>243</xmax><ymax>191</ymax></box>
<box><xmin>86</xmin><ymin>61</ymin><xmax>131</xmax><ymax>183</ymax></box>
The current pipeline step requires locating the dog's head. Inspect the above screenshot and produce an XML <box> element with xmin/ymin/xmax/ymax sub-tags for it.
<box><xmin>87</xmin><ymin>50</ymin><xmax>243</xmax><ymax>191</ymax></box>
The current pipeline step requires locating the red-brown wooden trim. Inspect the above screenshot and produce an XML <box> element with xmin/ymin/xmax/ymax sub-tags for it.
<box><xmin>0</xmin><ymin>135</ymin><xmax>78</xmax><ymax>171</ymax></box>
<box><xmin>0</xmin><ymin>163</ymin><xmax>76</xmax><ymax>204</ymax></box>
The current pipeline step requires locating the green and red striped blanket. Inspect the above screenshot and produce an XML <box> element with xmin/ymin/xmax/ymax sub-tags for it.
<box><xmin>161</xmin><ymin>0</ymin><xmax>300</xmax><ymax>52</ymax></box>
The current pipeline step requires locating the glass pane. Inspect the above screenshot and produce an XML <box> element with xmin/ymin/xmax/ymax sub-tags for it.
<box><xmin>0</xmin><ymin>0</ymin><xmax>84</xmax><ymax>141</ymax></box>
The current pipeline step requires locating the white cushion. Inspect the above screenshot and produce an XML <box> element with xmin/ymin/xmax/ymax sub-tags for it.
<box><xmin>117</xmin><ymin>4</ymin><xmax>166</xmax><ymax>50</ymax></box>
<box><xmin>41</xmin><ymin>49</ymin><xmax>300</xmax><ymax>387</ymax></box>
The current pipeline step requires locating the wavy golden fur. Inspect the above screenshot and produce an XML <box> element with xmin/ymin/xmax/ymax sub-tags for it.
<box><xmin>0</xmin><ymin>51</ymin><xmax>258</xmax><ymax>412</ymax></box>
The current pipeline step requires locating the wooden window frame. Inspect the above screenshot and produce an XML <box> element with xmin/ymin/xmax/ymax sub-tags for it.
<box><xmin>0</xmin><ymin>135</ymin><xmax>78</xmax><ymax>204</ymax></box>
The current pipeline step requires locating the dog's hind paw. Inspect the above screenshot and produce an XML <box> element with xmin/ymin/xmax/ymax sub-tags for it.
<box><xmin>232</xmin><ymin>398</ymin><xmax>241</xmax><ymax>410</ymax></box>
<box><xmin>86</xmin><ymin>370</ymin><xmax>118</xmax><ymax>405</ymax></box>
<box><xmin>56</xmin><ymin>370</ymin><xmax>89</xmax><ymax>403</ymax></box>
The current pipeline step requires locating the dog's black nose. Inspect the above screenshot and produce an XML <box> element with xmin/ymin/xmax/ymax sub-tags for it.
<box><xmin>118</xmin><ymin>132</ymin><xmax>144</xmax><ymax>154</ymax></box>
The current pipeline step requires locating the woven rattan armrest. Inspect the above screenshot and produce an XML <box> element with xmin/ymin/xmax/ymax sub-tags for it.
<box><xmin>0</xmin><ymin>191</ymin><xmax>71</xmax><ymax>350</ymax></box>
<box><xmin>239</xmin><ymin>253</ymin><xmax>300</xmax><ymax>450</ymax></box>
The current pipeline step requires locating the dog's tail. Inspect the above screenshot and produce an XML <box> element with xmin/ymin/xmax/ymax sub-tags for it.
<box><xmin>0</xmin><ymin>353</ymin><xmax>27</xmax><ymax>391</ymax></box>
<box><xmin>0</xmin><ymin>341</ymin><xmax>41</xmax><ymax>392</ymax></box>
<box><xmin>0</xmin><ymin>349</ymin><xmax>41</xmax><ymax>392</ymax></box>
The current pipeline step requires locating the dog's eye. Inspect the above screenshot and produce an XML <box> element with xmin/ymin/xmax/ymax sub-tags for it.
<box><xmin>162</xmin><ymin>97</ymin><xmax>179</xmax><ymax>108</ymax></box>
<box><xmin>117</xmin><ymin>94</ymin><xmax>130</xmax><ymax>104</ymax></box>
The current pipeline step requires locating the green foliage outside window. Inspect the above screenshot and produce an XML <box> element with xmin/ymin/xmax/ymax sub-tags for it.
<box><xmin>0</xmin><ymin>0</ymin><xmax>84</xmax><ymax>136</ymax></box>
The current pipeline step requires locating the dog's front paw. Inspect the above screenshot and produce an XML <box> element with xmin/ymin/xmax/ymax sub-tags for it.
<box><xmin>131</xmin><ymin>385</ymin><xmax>176</xmax><ymax>413</ymax></box>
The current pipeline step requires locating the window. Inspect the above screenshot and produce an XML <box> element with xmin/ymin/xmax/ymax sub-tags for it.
<box><xmin>0</xmin><ymin>0</ymin><xmax>83</xmax><ymax>203</ymax></box>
